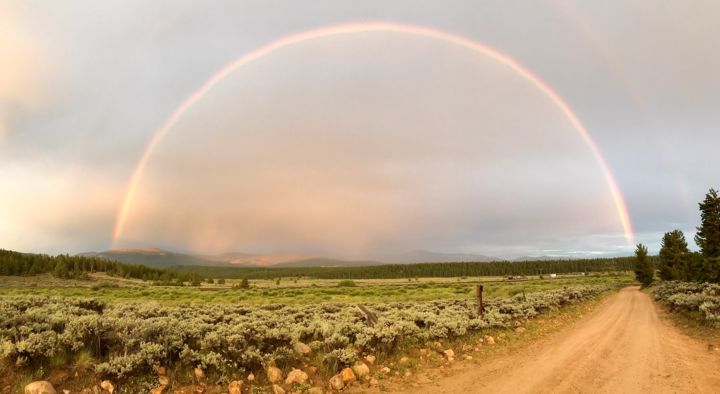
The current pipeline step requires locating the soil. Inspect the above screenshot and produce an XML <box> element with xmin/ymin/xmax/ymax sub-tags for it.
<box><xmin>406</xmin><ymin>286</ymin><xmax>720</xmax><ymax>393</ymax></box>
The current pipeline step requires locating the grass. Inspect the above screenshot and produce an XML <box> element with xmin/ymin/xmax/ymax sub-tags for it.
<box><xmin>0</xmin><ymin>272</ymin><xmax>633</xmax><ymax>305</ymax></box>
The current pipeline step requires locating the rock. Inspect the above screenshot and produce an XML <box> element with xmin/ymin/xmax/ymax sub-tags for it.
<box><xmin>307</xmin><ymin>366</ymin><xmax>318</xmax><ymax>375</ymax></box>
<box><xmin>464</xmin><ymin>355</ymin><xmax>473</xmax><ymax>360</ymax></box>
<box><xmin>352</xmin><ymin>361</ymin><xmax>370</xmax><ymax>378</ymax></box>
<box><xmin>403</xmin><ymin>371</ymin><xmax>412</xmax><ymax>378</ymax></box>
<box><xmin>340</xmin><ymin>367</ymin><xmax>357</xmax><ymax>384</ymax></box>
<box><xmin>100</xmin><ymin>380</ymin><xmax>114</xmax><ymax>394</ymax></box>
<box><xmin>267</xmin><ymin>366</ymin><xmax>283</xmax><ymax>384</ymax></box>
<box><xmin>484</xmin><ymin>335</ymin><xmax>495</xmax><ymax>345</ymax></box>
<box><xmin>25</xmin><ymin>381</ymin><xmax>57</xmax><ymax>394</ymax></box>
<box><xmin>329</xmin><ymin>374</ymin><xmax>344</xmax><ymax>391</ymax></box>
<box><xmin>194</xmin><ymin>368</ymin><xmax>204</xmax><ymax>379</ymax></box>
<box><xmin>247</xmin><ymin>372</ymin><xmax>255</xmax><ymax>381</ymax></box>
<box><xmin>365</xmin><ymin>354</ymin><xmax>376</xmax><ymax>365</ymax></box>
<box><xmin>419</xmin><ymin>348</ymin><xmax>428</xmax><ymax>356</ymax></box>
<box><xmin>380</xmin><ymin>366</ymin><xmax>391</xmax><ymax>374</ymax></box>
<box><xmin>369</xmin><ymin>378</ymin><xmax>379</xmax><ymax>386</ymax></box>
<box><xmin>156</xmin><ymin>366</ymin><xmax>167</xmax><ymax>376</ymax></box>
<box><xmin>63</xmin><ymin>391</ymin><xmax>70</xmax><ymax>394</ymax></box>
<box><xmin>272</xmin><ymin>384</ymin><xmax>285</xmax><ymax>394</ymax></box>
<box><xmin>149</xmin><ymin>386</ymin><xmax>167</xmax><ymax>394</ymax></box>
<box><xmin>462</xmin><ymin>344</ymin><xmax>474</xmax><ymax>352</ymax></box>
<box><xmin>537</xmin><ymin>319</ymin><xmax>545</xmax><ymax>325</ymax></box>
<box><xmin>293</xmin><ymin>342</ymin><xmax>311</xmax><ymax>355</ymax></box>
<box><xmin>515</xmin><ymin>327</ymin><xmax>526</xmax><ymax>333</ymax></box>
<box><xmin>443</xmin><ymin>349</ymin><xmax>455</xmax><ymax>359</ymax></box>
<box><xmin>308</xmin><ymin>388</ymin><xmax>324</xmax><ymax>394</ymax></box>
<box><xmin>228</xmin><ymin>380</ymin><xmax>243</xmax><ymax>394</ymax></box>
<box><xmin>159</xmin><ymin>376</ymin><xmax>170</xmax><ymax>386</ymax></box>
<box><xmin>399</xmin><ymin>356</ymin><xmax>410</xmax><ymax>365</ymax></box>
<box><xmin>285</xmin><ymin>369</ymin><xmax>309</xmax><ymax>385</ymax></box>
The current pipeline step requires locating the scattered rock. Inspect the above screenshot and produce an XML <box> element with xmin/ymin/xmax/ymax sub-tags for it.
<box><xmin>100</xmin><ymin>380</ymin><xmax>114</xmax><ymax>394</ymax></box>
<box><xmin>149</xmin><ymin>386</ymin><xmax>167</xmax><ymax>394</ymax></box>
<box><xmin>159</xmin><ymin>376</ymin><xmax>170</xmax><ymax>385</ymax></box>
<box><xmin>293</xmin><ymin>342</ymin><xmax>312</xmax><ymax>355</ymax></box>
<box><xmin>443</xmin><ymin>349</ymin><xmax>455</xmax><ymax>359</ymax></box>
<box><xmin>194</xmin><ymin>368</ymin><xmax>204</xmax><ymax>379</ymax></box>
<box><xmin>272</xmin><ymin>384</ymin><xmax>285</xmax><ymax>394</ymax></box>
<box><xmin>307</xmin><ymin>366</ymin><xmax>318</xmax><ymax>375</ymax></box>
<box><xmin>285</xmin><ymin>369</ymin><xmax>309</xmax><ymax>385</ymax></box>
<box><xmin>247</xmin><ymin>372</ymin><xmax>255</xmax><ymax>382</ymax></box>
<box><xmin>228</xmin><ymin>380</ymin><xmax>243</xmax><ymax>394</ymax></box>
<box><xmin>340</xmin><ymin>367</ymin><xmax>357</xmax><ymax>384</ymax></box>
<box><xmin>352</xmin><ymin>361</ymin><xmax>370</xmax><ymax>378</ymax></box>
<box><xmin>399</xmin><ymin>356</ymin><xmax>410</xmax><ymax>365</ymax></box>
<box><xmin>63</xmin><ymin>391</ymin><xmax>70</xmax><ymax>394</ymax></box>
<box><xmin>403</xmin><ymin>371</ymin><xmax>412</xmax><ymax>378</ymax></box>
<box><xmin>156</xmin><ymin>366</ymin><xmax>167</xmax><ymax>376</ymax></box>
<box><xmin>462</xmin><ymin>344</ymin><xmax>474</xmax><ymax>352</ymax></box>
<box><xmin>419</xmin><ymin>348</ymin><xmax>428</xmax><ymax>356</ymax></box>
<box><xmin>515</xmin><ymin>327</ymin><xmax>526</xmax><ymax>333</ymax></box>
<box><xmin>380</xmin><ymin>366</ymin><xmax>391</xmax><ymax>374</ymax></box>
<box><xmin>484</xmin><ymin>335</ymin><xmax>496</xmax><ymax>345</ymax></box>
<box><xmin>365</xmin><ymin>354</ymin><xmax>376</xmax><ymax>364</ymax></box>
<box><xmin>308</xmin><ymin>388</ymin><xmax>324</xmax><ymax>394</ymax></box>
<box><xmin>369</xmin><ymin>378</ymin><xmax>379</xmax><ymax>386</ymax></box>
<box><xmin>464</xmin><ymin>355</ymin><xmax>473</xmax><ymax>360</ymax></box>
<box><xmin>267</xmin><ymin>366</ymin><xmax>283</xmax><ymax>384</ymax></box>
<box><xmin>25</xmin><ymin>381</ymin><xmax>57</xmax><ymax>394</ymax></box>
<box><xmin>329</xmin><ymin>374</ymin><xmax>344</xmax><ymax>391</ymax></box>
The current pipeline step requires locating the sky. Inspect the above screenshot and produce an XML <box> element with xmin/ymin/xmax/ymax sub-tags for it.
<box><xmin>1</xmin><ymin>0</ymin><xmax>719</xmax><ymax>259</ymax></box>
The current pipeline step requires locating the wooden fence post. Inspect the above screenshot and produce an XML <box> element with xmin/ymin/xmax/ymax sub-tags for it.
<box><xmin>476</xmin><ymin>284</ymin><xmax>484</xmax><ymax>317</ymax></box>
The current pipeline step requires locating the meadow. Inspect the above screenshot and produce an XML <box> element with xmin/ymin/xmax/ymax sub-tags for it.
<box><xmin>0</xmin><ymin>272</ymin><xmax>633</xmax><ymax>305</ymax></box>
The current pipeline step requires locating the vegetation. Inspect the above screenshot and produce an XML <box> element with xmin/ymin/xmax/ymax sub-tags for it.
<box><xmin>653</xmin><ymin>281</ymin><xmax>720</xmax><ymax>326</ymax></box>
<box><xmin>633</xmin><ymin>244</ymin><xmax>653</xmax><ymax>287</ymax></box>
<box><xmin>169</xmin><ymin>257</ymin><xmax>637</xmax><ymax>280</ymax></box>
<box><xmin>0</xmin><ymin>285</ymin><xmax>609</xmax><ymax>387</ymax></box>
<box><xmin>658</xmin><ymin>230</ymin><xmax>690</xmax><ymax>280</ymax></box>
<box><xmin>0</xmin><ymin>249</ymin><xmax>202</xmax><ymax>285</ymax></box>
<box><xmin>651</xmin><ymin>188</ymin><xmax>720</xmax><ymax>283</ymax></box>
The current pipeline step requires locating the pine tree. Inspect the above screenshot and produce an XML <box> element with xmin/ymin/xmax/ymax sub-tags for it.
<box><xmin>633</xmin><ymin>244</ymin><xmax>653</xmax><ymax>286</ymax></box>
<box><xmin>658</xmin><ymin>230</ymin><xmax>689</xmax><ymax>280</ymax></box>
<box><xmin>694</xmin><ymin>188</ymin><xmax>720</xmax><ymax>282</ymax></box>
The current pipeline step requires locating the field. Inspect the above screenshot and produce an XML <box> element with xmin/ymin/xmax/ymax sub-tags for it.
<box><xmin>0</xmin><ymin>272</ymin><xmax>632</xmax><ymax>305</ymax></box>
<box><xmin>0</xmin><ymin>272</ymin><xmax>632</xmax><ymax>393</ymax></box>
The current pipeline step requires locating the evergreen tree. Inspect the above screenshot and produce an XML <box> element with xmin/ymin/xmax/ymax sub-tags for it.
<box><xmin>694</xmin><ymin>188</ymin><xmax>720</xmax><ymax>282</ymax></box>
<box><xmin>658</xmin><ymin>230</ymin><xmax>689</xmax><ymax>280</ymax></box>
<box><xmin>633</xmin><ymin>244</ymin><xmax>653</xmax><ymax>286</ymax></box>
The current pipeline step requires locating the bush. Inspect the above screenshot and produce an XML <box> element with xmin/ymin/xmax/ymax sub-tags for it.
<box><xmin>0</xmin><ymin>285</ymin><xmax>607</xmax><ymax>381</ymax></box>
<box><xmin>337</xmin><ymin>280</ymin><xmax>357</xmax><ymax>287</ymax></box>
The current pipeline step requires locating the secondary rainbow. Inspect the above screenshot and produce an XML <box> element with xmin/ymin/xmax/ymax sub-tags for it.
<box><xmin>111</xmin><ymin>21</ymin><xmax>635</xmax><ymax>248</ymax></box>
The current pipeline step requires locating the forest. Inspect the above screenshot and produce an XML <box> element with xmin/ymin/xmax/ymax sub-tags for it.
<box><xmin>0</xmin><ymin>249</ymin><xmax>202</xmax><ymax>285</ymax></box>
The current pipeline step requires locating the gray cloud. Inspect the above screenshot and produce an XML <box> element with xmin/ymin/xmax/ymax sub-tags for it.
<box><xmin>1</xmin><ymin>0</ymin><xmax>718</xmax><ymax>257</ymax></box>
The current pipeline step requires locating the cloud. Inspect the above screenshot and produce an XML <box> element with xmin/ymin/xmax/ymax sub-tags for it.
<box><xmin>117</xmin><ymin>35</ymin><xmax>622</xmax><ymax>257</ymax></box>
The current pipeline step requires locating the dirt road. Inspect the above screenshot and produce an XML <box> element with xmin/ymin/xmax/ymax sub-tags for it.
<box><xmin>412</xmin><ymin>286</ymin><xmax>720</xmax><ymax>393</ymax></box>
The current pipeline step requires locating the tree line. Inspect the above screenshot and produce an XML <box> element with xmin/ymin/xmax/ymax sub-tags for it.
<box><xmin>634</xmin><ymin>188</ymin><xmax>720</xmax><ymax>286</ymax></box>
<box><xmin>0</xmin><ymin>249</ymin><xmax>204</xmax><ymax>285</ymax></box>
<box><xmin>171</xmin><ymin>257</ymin><xmax>636</xmax><ymax>280</ymax></box>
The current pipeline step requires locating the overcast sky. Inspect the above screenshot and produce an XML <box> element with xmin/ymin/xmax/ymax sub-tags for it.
<box><xmin>1</xmin><ymin>0</ymin><xmax>718</xmax><ymax>259</ymax></box>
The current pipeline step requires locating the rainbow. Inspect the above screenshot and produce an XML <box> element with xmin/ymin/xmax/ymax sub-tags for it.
<box><xmin>111</xmin><ymin>21</ymin><xmax>635</xmax><ymax>248</ymax></box>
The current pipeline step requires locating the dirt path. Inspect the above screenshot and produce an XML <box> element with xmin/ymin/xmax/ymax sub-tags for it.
<box><xmin>411</xmin><ymin>286</ymin><xmax>720</xmax><ymax>393</ymax></box>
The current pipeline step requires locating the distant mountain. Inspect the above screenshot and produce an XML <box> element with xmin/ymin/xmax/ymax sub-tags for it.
<box><xmin>78</xmin><ymin>249</ymin><xmax>225</xmax><ymax>268</ymax></box>
<box><xmin>79</xmin><ymin>248</ymin><xmax>498</xmax><ymax>268</ymax></box>
<box><xmin>383</xmin><ymin>250</ymin><xmax>497</xmax><ymax>264</ymax></box>
<box><xmin>511</xmin><ymin>255</ymin><xmax>571</xmax><ymax>262</ymax></box>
